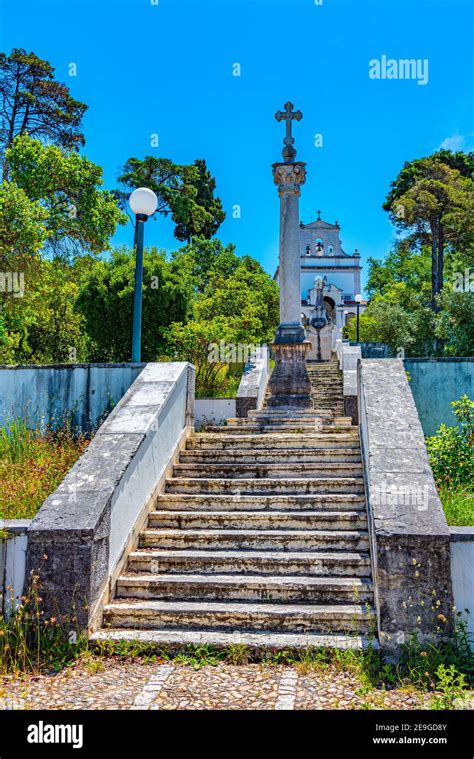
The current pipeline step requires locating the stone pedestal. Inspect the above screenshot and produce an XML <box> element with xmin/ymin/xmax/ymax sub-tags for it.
<box><xmin>268</xmin><ymin>341</ymin><xmax>312</xmax><ymax>407</ymax></box>
<box><xmin>268</xmin><ymin>160</ymin><xmax>311</xmax><ymax>408</ymax></box>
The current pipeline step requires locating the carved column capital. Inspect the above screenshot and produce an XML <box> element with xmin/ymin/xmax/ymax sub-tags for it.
<box><xmin>272</xmin><ymin>161</ymin><xmax>307</xmax><ymax>196</ymax></box>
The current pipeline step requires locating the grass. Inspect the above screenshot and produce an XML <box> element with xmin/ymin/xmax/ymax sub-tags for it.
<box><xmin>0</xmin><ymin>417</ymin><xmax>89</xmax><ymax>520</ymax></box>
<box><xmin>0</xmin><ymin>573</ymin><xmax>87</xmax><ymax>675</ymax></box>
<box><xmin>196</xmin><ymin>362</ymin><xmax>244</xmax><ymax>399</ymax></box>
<box><xmin>438</xmin><ymin>485</ymin><xmax>474</xmax><ymax>526</ymax></box>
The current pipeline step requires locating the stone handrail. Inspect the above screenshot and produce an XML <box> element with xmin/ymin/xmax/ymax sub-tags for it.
<box><xmin>335</xmin><ymin>339</ymin><xmax>361</xmax><ymax>423</ymax></box>
<box><xmin>236</xmin><ymin>346</ymin><xmax>269</xmax><ymax>418</ymax></box>
<box><xmin>26</xmin><ymin>362</ymin><xmax>195</xmax><ymax>630</ymax></box>
<box><xmin>358</xmin><ymin>359</ymin><xmax>453</xmax><ymax>655</ymax></box>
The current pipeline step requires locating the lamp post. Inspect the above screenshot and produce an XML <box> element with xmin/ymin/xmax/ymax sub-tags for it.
<box><xmin>129</xmin><ymin>188</ymin><xmax>158</xmax><ymax>362</ymax></box>
<box><xmin>355</xmin><ymin>293</ymin><xmax>363</xmax><ymax>344</ymax></box>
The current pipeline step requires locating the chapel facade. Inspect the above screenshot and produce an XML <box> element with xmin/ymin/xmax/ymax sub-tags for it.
<box><xmin>275</xmin><ymin>212</ymin><xmax>367</xmax><ymax>359</ymax></box>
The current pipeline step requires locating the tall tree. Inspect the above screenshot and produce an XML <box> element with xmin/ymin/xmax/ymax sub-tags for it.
<box><xmin>383</xmin><ymin>154</ymin><xmax>473</xmax><ymax>311</ymax></box>
<box><xmin>0</xmin><ymin>49</ymin><xmax>87</xmax><ymax>177</ymax></box>
<box><xmin>173</xmin><ymin>159</ymin><xmax>225</xmax><ymax>242</ymax></box>
<box><xmin>116</xmin><ymin>155</ymin><xmax>225</xmax><ymax>243</ymax></box>
<box><xmin>6</xmin><ymin>134</ymin><xmax>126</xmax><ymax>258</ymax></box>
<box><xmin>75</xmin><ymin>247</ymin><xmax>192</xmax><ymax>362</ymax></box>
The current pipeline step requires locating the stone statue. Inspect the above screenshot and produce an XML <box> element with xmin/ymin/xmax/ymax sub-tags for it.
<box><xmin>310</xmin><ymin>275</ymin><xmax>328</xmax><ymax>329</ymax></box>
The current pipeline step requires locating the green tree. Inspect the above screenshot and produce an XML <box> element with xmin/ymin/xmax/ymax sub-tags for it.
<box><xmin>75</xmin><ymin>247</ymin><xmax>193</xmax><ymax>362</ymax></box>
<box><xmin>164</xmin><ymin>241</ymin><xmax>279</xmax><ymax>394</ymax></box>
<box><xmin>117</xmin><ymin>155</ymin><xmax>225</xmax><ymax>243</ymax></box>
<box><xmin>173</xmin><ymin>159</ymin><xmax>225</xmax><ymax>242</ymax></box>
<box><xmin>383</xmin><ymin>154</ymin><xmax>473</xmax><ymax>311</ymax></box>
<box><xmin>0</xmin><ymin>258</ymin><xmax>87</xmax><ymax>364</ymax></box>
<box><xmin>0</xmin><ymin>180</ymin><xmax>48</xmax><ymax>259</ymax></box>
<box><xmin>346</xmin><ymin>237</ymin><xmax>474</xmax><ymax>357</ymax></box>
<box><xmin>0</xmin><ymin>49</ymin><xmax>87</xmax><ymax>176</ymax></box>
<box><xmin>162</xmin><ymin>317</ymin><xmax>240</xmax><ymax>396</ymax></box>
<box><xmin>6</xmin><ymin>134</ymin><xmax>126</xmax><ymax>257</ymax></box>
<box><xmin>171</xmin><ymin>238</ymin><xmax>240</xmax><ymax>293</ymax></box>
<box><xmin>344</xmin><ymin>300</ymin><xmax>436</xmax><ymax>356</ymax></box>
<box><xmin>436</xmin><ymin>290</ymin><xmax>474</xmax><ymax>357</ymax></box>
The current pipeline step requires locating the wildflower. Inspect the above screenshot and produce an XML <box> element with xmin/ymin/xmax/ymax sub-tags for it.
<box><xmin>437</xmin><ymin>614</ymin><xmax>447</xmax><ymax>623</ymax></box>
<box><xmin>420</xmin><ymin>651</ymin><xmax>427</xmax><ymax>657</ymax></box>
<box><xmin>416</xmin><ymin>616</ymin><xmax>422</xmax><ymax>624</ymax></box>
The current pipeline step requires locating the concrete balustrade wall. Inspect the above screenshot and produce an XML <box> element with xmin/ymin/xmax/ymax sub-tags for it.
<box><xmin>336</xmin><ymin>340</ymin><xmax>360</xmax><ymax>424</ymax></box>
<box><xmin>195</xmin><ymin>398</ymin><xmax>236</xmax><ymax>428</ymax></box>
<box><xmin>0</xmin><ymin>520</ymin><xmax>30</xmax><ymax>615</ymax></box>
<box><xmin>236</xmin><ymin>347</ymin><xmax>269</xmax><ymax>418</ymax></box>
<box><xmin>358</xmin><ymin>359</ymin><xmax>455</xmax><ymax>655</ymax></box>
<box><xmin>450</xmin><ymin>528</ymin><xmax>474</xmax><ymax>642</ymax></box>
<box><xmin>26</xmin><ymin>362</ymin><xmax>195</xmax><ymax>631</ymax></box>
<box><xmin>0</xmin><ymin>363</ymin><xmax>145</xmax><ymax>432</ymax></box>
<box><xmin>404</xmin><ymin>358</ymin><xmax>474</xmax><ymax>437</ymax></box>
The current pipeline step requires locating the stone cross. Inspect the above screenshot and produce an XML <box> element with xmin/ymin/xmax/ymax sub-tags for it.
<box><xmin>275</xmin><ymin>101</ymin><xmax>302</xmax><ymax>163</ymax></box>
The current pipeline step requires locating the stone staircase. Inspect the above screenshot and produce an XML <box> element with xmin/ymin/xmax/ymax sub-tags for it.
<box><xmin>93</xmin><ymin>358</ymin><xmax>376</xmax><ymax>651</ymax></box>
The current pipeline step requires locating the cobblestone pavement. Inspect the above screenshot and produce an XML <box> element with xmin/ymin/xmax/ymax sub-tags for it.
<box><xmin>3</xmin><ymin>657</ymin><xmax>472</xmax><ymax>711</ymax></box>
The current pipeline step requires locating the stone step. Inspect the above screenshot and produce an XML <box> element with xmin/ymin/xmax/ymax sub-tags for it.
<box><xmin>223</xmin><ymin>421</ymin><xmax>336</xmax><ymax>430</ymax></box>
<box><xmin>173</xmin><ymin>462</ymin><xmax>363</xmax><ymax>479</ymax></box>
<box><xmin>204</xmin><ymin>422</ymin><xmax>355</xmax><ymax>434</ymax></box>
<box><xmin>188</xmin><ymin>433</ymin><xmax>359</xmax><ymax>450</ymax></box>
<box><xmin>91</xmin><ymin>628</ymin><xmax>377</xmax><ymax>652</ymax></box>
<box><xmin>139</xmin><ymin>528</ymin><xmax>370</xmax><ymax>552</ymax></box>
<box><xmin>102</xmin><ymin>600</ymin><xmax>375</xmax><ymax>633</ymax></box>
<box><xmin>308</xmin><ymin>375</ymin><xmax>340</xmax><ymax>378</ymax></box>
<box><xmin>116</xmin><ymin>574</ymin><xmax>374</xmax><ymax>604</ymax></box>
<box><xmin>247</xmin><ymin>408</ymin><xmax>336</xmax><ymax>417</ymax></box>
<box><xmin>127</xmin><ymin>548</ymin><xmax>372</xmax><ymax>576</ymax></box>
<box><xmin>165</xmin><ymin>477</ymin><xmax>365</xmax><ymax>495</ymax></box>
<box><xmin>234</xmin><ymin>406</ymin><xmax>332</xmax><ymax>424</ymax></box>
<box><xmin>225</xmin><ymin>416</ymin><xmax>351</xmax><ymax>425</ymax></box>
<box><xmin>179</xmin><ymin>448</ymin><xmax>362</xmax><ymax>464</ymax></box>
<box><xmin>309</xmin><ymin>398</ymin><xmax>342</xmax><ymax>403</ymax></box>
<box><xmin>155</xmin><ymin>493</ymin><xmax>367</xmax><ymax>511</ymax></box>
<box><xmin>148</xmin><ymin>509</ymin><xmax>368</xmax><ymax>531</ymax></box>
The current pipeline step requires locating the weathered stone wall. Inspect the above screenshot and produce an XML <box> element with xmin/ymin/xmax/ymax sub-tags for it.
<box><xmin>0</xmin><ymin>520</ymin><xmax>29</xmax><ymax>615</ymax></box>
<box><xmin>236</xmin><ymin>347</ymin><xmax>269</xmax><ymax>417</ymax></box>
<box><xmin>450</xmin><ymin>528</ymin><xmax>474</xmax><ymax>646</ymax></box>
<box><xmin>0</xmin><ymin>363</ymin><xmax>144</xmax><ymax>432</ymax></box>
<box><xmin>195</xmin><ymin>398</ymin><xmax>236</xmax><ymax>428</ymax></box>
<box><xmin>336</xmin><ymin>341</ymin><xmax>360</xmax><ymax>424</ymax></box>
<box><xmin>404</xmin><ymin>358</ymin><xmax>474</xmax><ymax>436</ymax></box>
<box><xmin>358</xmin><ymin>359</ymin><xmax>454</xmax><ymax>655</ymax></box>
<box><xmin>26</xmin><ymin>362</ymin><xmax>195</xmax><ymax>630</ymax></box>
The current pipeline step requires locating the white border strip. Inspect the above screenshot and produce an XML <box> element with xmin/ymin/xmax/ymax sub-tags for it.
<box><xmin>275</xmin><ymin>669</ymin><xmax>298</xmax><ymax>710</ymax></box>
<box><xmin>130</xmin><ymin>665</ymin><xmax>175</xmax><ymax>710</ymax></box>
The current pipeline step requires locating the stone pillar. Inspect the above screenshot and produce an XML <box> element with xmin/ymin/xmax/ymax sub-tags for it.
<box><xmin>273</xmin><ymin>163</ymin><xmax>306</xmax><ymax>342</ymax></box>
<box><xmin>268</xmin><ymin>161</ymin><xmax>311</xmax><ymax>408</ymax></box>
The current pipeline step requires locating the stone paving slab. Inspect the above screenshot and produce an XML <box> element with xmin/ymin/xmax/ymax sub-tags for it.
<box><xmin>1</xmin><ymin>660</ymin><xmax>472</xmax><ymax>711</ymax></box>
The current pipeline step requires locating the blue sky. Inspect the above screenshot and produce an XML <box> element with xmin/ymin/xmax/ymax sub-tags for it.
<box><xmin>1</xmin><ymin>0</ymin><xmax>473</xmax><ymax>291</ymax></box>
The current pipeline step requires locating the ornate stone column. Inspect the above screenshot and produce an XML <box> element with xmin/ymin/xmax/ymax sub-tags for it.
<box><xmin>272</xmin><ymin>162</ymin><xmax>307</xmax><ymax>343</ymax></box>
<box><xmin>268</xmin><ymin>149</ymin><xmax>311</xmax><ymax>408</ymax></box>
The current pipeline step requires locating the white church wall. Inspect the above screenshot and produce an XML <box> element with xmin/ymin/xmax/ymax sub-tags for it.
<box><xmin>195</xmin><ymin>398</ymin><xmax>236</xmax><ymax>428</ymax></box>
<box><xmin>301</xmin><ymin>270</ymin><xmax>355</xmax><ymax>299</ymax></box>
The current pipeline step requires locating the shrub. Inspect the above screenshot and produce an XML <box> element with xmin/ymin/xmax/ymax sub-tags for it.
<box><xmin>426</xmin><ymin>395</ymin><xmax>473</xmax><ymax>488</ymax></box>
